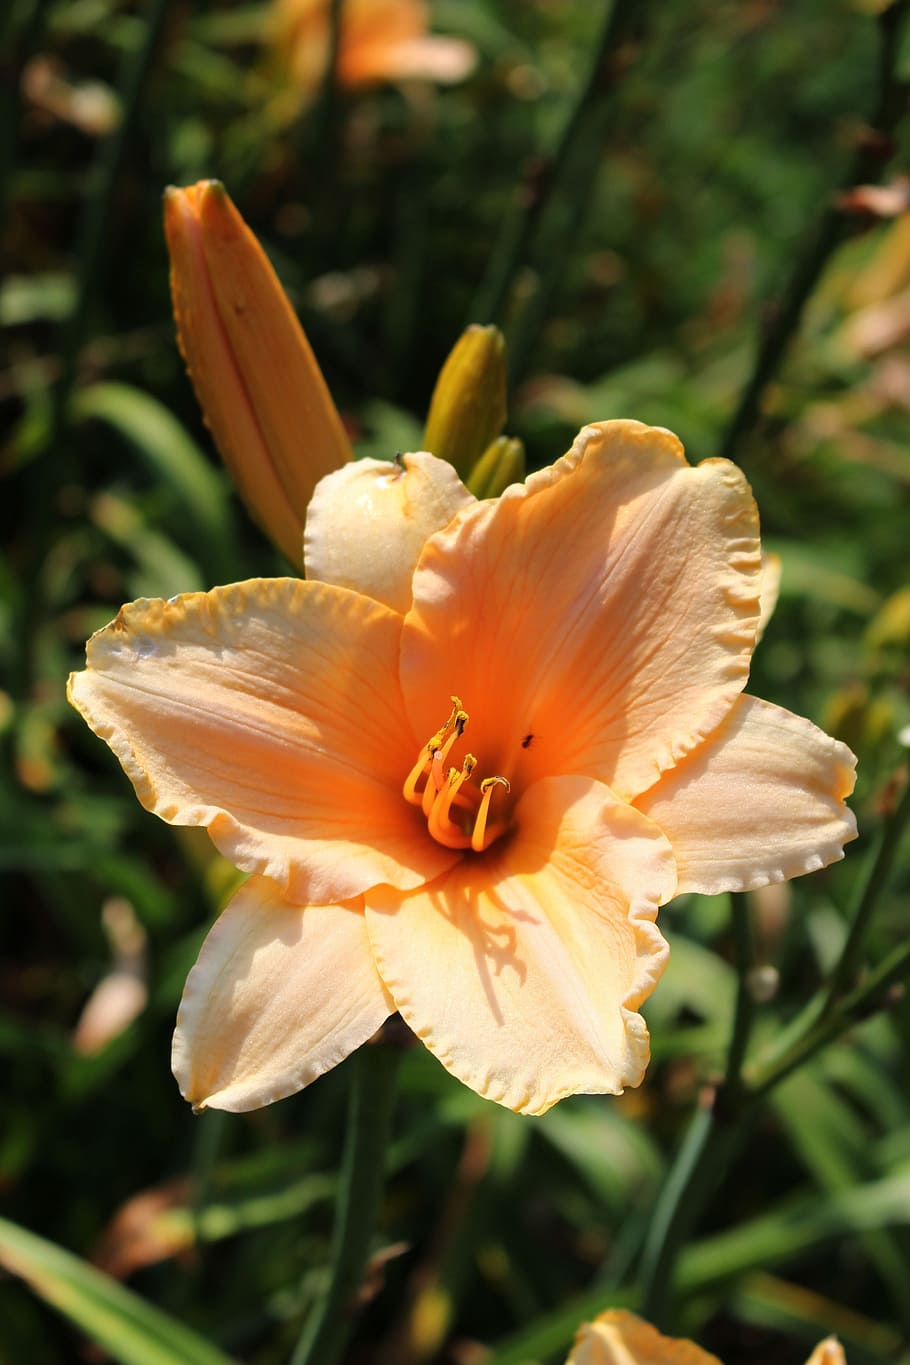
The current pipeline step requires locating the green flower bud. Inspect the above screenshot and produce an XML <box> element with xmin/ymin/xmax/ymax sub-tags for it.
<box><xmin>423</xmin><ymin>325</ymin><xmax>507</xmax><ymax>478</ymax></box>
<box><xmin>466</xmin><ymin>435</ymin><xmax>526</xmax><ymax>499</ymax></box>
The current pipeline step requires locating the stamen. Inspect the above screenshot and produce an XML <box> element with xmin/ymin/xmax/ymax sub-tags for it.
<box><xmin>422</xmin><ymin>752</ymin><xmax>444</xmax><ymax>816</ymax></box>
<box><xmin>403</xmin><ymin>696</ymin><xmax>513</xmax><ymax>853</ymax></box>
<box><xmin>403</xmin><ymin>696</ymin><xmax>465</xmax><ymax>806</ymax></box>
<box><xmin>427</xmin><ymin>755</ymin><xmax>477</xmax><ymax>848</ymax></box>
<box><xmin>403</xmin><ymin>742</ymin><xmax>437</xmax><ymax>804</ymax></box>
<box><xmin>471</xmin><ymin>776</ymin><xmax>511</xmax><ymax>853</ymax></box>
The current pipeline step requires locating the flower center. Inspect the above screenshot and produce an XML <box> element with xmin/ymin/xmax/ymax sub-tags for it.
<box><xmin>403</xmin><ymin>696</ymin><xmax>511</xmax><ymax>852</ymax></box>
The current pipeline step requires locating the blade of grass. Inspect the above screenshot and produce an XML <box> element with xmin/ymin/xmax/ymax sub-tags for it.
<box><xmin>0</xmin><ymin>1215</ymin><xmax>238</xmax><ymax>1365</ymax></box>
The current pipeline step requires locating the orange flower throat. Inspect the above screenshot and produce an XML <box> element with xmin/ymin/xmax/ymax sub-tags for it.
<box><xmin>403</xmin><ymin>696</ymin><xmax>511</xmax><ymax>852</ymax></box>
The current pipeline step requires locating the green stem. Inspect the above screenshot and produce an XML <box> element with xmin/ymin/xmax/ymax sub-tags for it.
<box><xmin>638</xmin><ymin>1098</ymin><xmax>738</xmax><ymax>1325</ymax></box>
<box><xmin>821</xmin><ymin>772</ymin><xmax>910</xmax><ymax>1014</ymax></box>
<box><xmin>638</xmin><ymin>892</ymin><xmax>758</xmax><ymax>1324</ymax></box>
<box><xmin>746</xmin><ymin>936</ymin><xmax>910</xmax><ymax>1100</ymax></box>
<box><xmin>725</xmin><ymin>892</ymin><xmax>756</xmax><ymax>1095</ymax></box>
<box><xmin>291</xmin><ymin>1044</ymin><xmax>401</xmax><ymax>1365</ymax></box>
<box><xmin>469</xmin><ymin>0</ymin><xmax>640</xmax><ymax>329</ymax></box>
<box><xmin>718</xmin><ymin>0</ymin><xmax>910</xmax><ymax>461</ymax></box>
<box><xmin>302</xmin><ymin>0</ymin><xmax>344</xmax><ymax>160</ymax></box>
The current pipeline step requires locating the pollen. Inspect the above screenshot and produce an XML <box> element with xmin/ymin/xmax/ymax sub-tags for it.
<box><xmin>404</xmin><ymin>697</ymin><xmax>511</xmax><ymax>852</ymax></box>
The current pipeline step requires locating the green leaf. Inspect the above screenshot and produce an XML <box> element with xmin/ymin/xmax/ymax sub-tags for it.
<box><xmin>0</xmin><ymin>1215</ymin><xmax>238</xmax><ymax>1365</ymax></box>
<box><xmin>0</xmin><ymin>273</ymin><xmax>75</xmax><ymax>325</ymax></box>
<box><xmin>71</xmin><ymin>383</ymin><xmax>236</xmax><ymax>582</ymax></box>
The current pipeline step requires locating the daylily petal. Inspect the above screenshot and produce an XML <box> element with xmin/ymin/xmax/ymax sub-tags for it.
<box><xmin>635</xmin><ymin>695</ymin><xmax>857</xmax><ymax>895</ymax></box>
<box><xmin>401</xmin><ymin>420</ymin><xmax>761</xmax><ymax>803</ymax></box>
<box><xmin>304</xmin><ymin>451</ymin><xmax>474</xmax><ymax>612</ymax></box>
<box><xmin>757</xmin><ymin>549</ymin><xmax>782</xmax><ymax>642</ymax></box>
<box><xmin>566</xmin><ymin>1310</ymin><xmax>721</xmax><ymax>1365</ymax></box>
<box><xmin>344</xmin><ymin>34</ymin><xmax>477</xmax><ymax>86</ymax></box>
<box><xmin>365</xmin><ymin>776</ymin><xmax>674</xmax><ymax>1116</ymax></box>
<box><xmin>172</xmin><ymin>876</ymin><xmax>392</xmax><ymax>1111</ymax></box>
<box><xmin>67</xmin><ymin>579</ymin><xmax>456</xmax><ymax>902</ymax></box>
<box><xmin>805</xmin><ymin>1340</ymin><xmax>847</xmax><ymax>1365</ymax></box>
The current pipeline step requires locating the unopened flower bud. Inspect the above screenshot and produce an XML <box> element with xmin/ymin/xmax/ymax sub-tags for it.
<box><xmin>164</xmin><ymin>180</ymin><xmax>352</xmax><ymax>565</ymax></box>
<box><xmin>423</xmin><ymin>324</ymin><xmax>507</xmax><ymax>479</ymax></box>
<box><xmin>466</xmin><ymin>435</ymin><xmax>525</xmax><ymax>499</ymax></box>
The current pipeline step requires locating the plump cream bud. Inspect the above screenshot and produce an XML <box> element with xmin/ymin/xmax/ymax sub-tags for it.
<box><xmin>466</xmin><ymin>434</ymin><xmax>526</xmax><ymax>498</ymax></box>
<box><xmin>304</xmin><ymin>451</ymin><xmax>474</xmax><ymax>613</ymax></box>
<box><xmin>423</xmin><ymin>324</ymin><xmax>507</xmax><ymax>478</ymax></box>
<box><xmin>164</xmin><ymin>180</ymin><xmax>352</xmax><ymax>565</ymax></box>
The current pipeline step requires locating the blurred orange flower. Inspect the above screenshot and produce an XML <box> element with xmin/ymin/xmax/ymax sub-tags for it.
<box><xmin>567</xmin><ymin>1310</ymin><xmax>846</xmax><ymax>1365</ymax></box>
<box><xmin>68</xmin><ymin>421</ymin><xmax>856</xmax><ymax>1115</ymax></box>
<box><xmin>268</xmin><ymin>0</ymin><xmax>475</xmax><ymax>109</ymax></box>
<box><xmin>164</xmin><ymin>180</ymin><xmax>352</xmax><ymax>564</ymax></box>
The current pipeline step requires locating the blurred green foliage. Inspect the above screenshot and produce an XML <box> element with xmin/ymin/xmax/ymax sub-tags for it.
<box><xmin>2</xmin><ymin>1</ymin><xmax>910</xmax><ymax>1362</ymax></box>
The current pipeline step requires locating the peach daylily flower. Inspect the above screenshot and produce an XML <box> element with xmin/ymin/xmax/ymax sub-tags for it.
<box><xmin>567</xmin><ymin>1310</ymin><xmax>846</xmax><ymax>1365</ymax></box>
<box><xmin>67</xmin><ymin>421</ymin><xmax>857</xmax><ymax>1115</ymax></box>
<box><xmin>267</xmin><ymin>0</ymin><xmax>475</xmax><ymax>109</ymax></box>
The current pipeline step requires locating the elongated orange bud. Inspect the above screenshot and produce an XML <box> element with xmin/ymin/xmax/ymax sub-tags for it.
<box><xmin>164</xmin><ymin>180</ymin><xmax>352</xmax><ymax>564</ymax></box>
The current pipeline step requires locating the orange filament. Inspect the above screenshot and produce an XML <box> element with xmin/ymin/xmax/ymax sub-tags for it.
<box><xmin>404</xmin><ymin>697</ymin><xmax>511</xmax><ymax>853</ymax></box>
<box><xmin>428</xmin><ymin>755</ymin><xmax>477</xmax><ymax>848</ymax></box>
<box><xmin>471</xmin><ymin>776</ymin><xmax>511</xmax><ymax>853</ymax></box>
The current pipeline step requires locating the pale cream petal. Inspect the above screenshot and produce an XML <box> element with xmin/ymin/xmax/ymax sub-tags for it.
<box><xmin>635</xmin><ymin>695</ymin><xmax>857</xmax><ymax>896</ymax></box>
<box><xmin>172</xmin><ymin>877</ymin><xmax>392</xmax><ymax>1112</ymax></box>
<box><xmin>401</xmin><ymin>420</ymin><xmax>761</xmax><ymax>803</ymax></box>
<box><xmin>757</xmin><ymin>550</ymin><xmax>782</xmax><ymax>642</ymax></box>
<box><xmin>304</xmin><ymin>451</ymin><xmax>474</xmax><ymax>612</ymax></box>
<box><xmin>567</xmin><ymin>1310</ymin><xmax>722</xmax><ymax>1365</ymax></box>
<box><xmin>67</xmin><ymin>578</ymin><xmax>456</xmax><ymax>903</ymax></box>
<box><xmin>805</xmin><ymin>1340</ymin><xmax>847</xmax><ymax>1365</ymax></box>
<box><xmin>344</xmin><ymin>35</ymin><xmax>476</xmax><ymax>85</ymax></box>
<box><xmin>366</xmin><ymin>776</ymin><xmax>674</xmax><ymax>1116</ymax></box>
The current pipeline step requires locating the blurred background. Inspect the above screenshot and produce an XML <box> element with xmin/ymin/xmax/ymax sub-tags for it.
<box><xmin>3</xmin><ymin>1</ymin><xmax>910</xmax><ymax>1362</ymax></box>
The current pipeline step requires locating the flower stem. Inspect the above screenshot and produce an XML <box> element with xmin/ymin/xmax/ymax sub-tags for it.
<box><xmin>820</xmin><ymin>771</ymin><xmax>910</xmax><ymax>1016</ymax></box>
<box><xmin>746</xmin><ymin>935</ymin><xmax>910</xmax><ymax>1100</ymax></box>
<box><xmin>291</xmin><ymin>1042</ymin><xmax>401</xmax><ymax>1365</ymax></box>
<box><xmin>724</xmin><ymin>892</ymin><xmax>756</xmax><ymax>1095</ymax></box>
<box><xmin>638</xmin><ymin>892</ymin><xmax>757</xmax><ymax>1324</ymax></box>
<box><xmin>0</xmin><ymin>0</ymin><xmax>55</xmax><ymax>234</ymax></box>
<box><xmin>638</xmin><ymin>792</ymin><xmax>910</xmax><ymax>1322</ymax></box>
<box><xmin>717</xmin><ymin>0</ymin><xmax>910</xmax><ymax>462</ymax></box>
<box><xmin>638</xmin><ymin>1096</ymin><xmax>738</xmax><ymax>1325</ymax></box>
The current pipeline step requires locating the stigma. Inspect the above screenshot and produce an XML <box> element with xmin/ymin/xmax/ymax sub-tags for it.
<box><xmin>403</xmin><ymin>696</ymin><xmax>511</xmax><ymax>852</ymax></box>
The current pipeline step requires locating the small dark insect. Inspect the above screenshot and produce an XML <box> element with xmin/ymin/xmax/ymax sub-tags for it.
<box><xmin>521</xmin><ymin>733</ymin><xmax>534</xmax><ymax>749</ymax></box>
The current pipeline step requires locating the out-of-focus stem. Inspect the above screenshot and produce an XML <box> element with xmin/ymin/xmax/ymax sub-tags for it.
<box><xmin>724</xmin><ymin>892</ymin><xmax>756</xmax><ymax>1095</ymax></box>
<box><xmin>0</xmin><ymin>0</ymin><xmax>55</xmax><ymax>234</ymax></box>
<box><xmin>47</xmin><ymin>0</ymin><xmax>171</xmax><ymax>451</ymax></box>
<box><xmin>719</xmin><ymin>0</ymin><xmax>910</xmax><ymax>461</ymax></box>
<box><xmin>470</xmin><ymin>0</ymin><xmax>641</xmax><ymax>334</ymax></box>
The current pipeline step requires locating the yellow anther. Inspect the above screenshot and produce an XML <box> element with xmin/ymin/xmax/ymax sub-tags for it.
<box><xmin>402</xmin><ymin>697</ymin><xmax>467</xmax><ymax>807</ymax></box>
<box><xmin>404</xmin><ymin>698</ymin><xmax>512</xmax><ymax>854</ymax></box>
<box><xmin>471</xmin><ymin>776</ymin><xmax>511</xmax><ymax>853</ymax></box>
